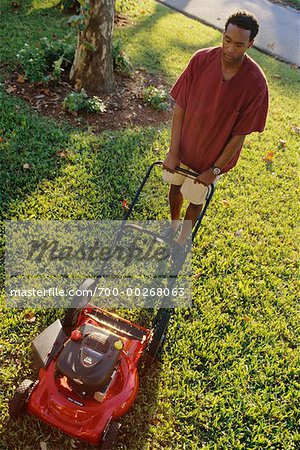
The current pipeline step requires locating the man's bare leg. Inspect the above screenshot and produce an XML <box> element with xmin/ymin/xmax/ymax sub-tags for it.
<box><xmin>177</xmin><ymin>202</ymin><xmax>202</xmax><ymax>245</ymax></box>
<box><xmin>169</xmin><ymin>184</ymin><xmax>183</xmax><ymax>231</ymax></box>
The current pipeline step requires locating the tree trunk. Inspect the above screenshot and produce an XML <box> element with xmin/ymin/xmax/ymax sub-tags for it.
<box><xmin>70</xmin><ymin>0</ymin><xmax>115</xmax><ymax>95</ymax></box>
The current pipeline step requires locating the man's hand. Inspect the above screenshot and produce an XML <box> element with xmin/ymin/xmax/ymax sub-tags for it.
<box><xmin>163</xmin><ymin>153</ymin><xmax>180</xmax><ymax>173</ymax></box>
<box><xmin>194</xmin><ymin>168</ymin><xmax>216</xmax><ymax>186</ymax></box>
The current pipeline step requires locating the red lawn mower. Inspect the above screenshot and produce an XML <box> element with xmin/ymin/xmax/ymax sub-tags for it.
<box><xmin>8</xmin><ymin>162</ymin><xmax>215</xmax><ymax>448</ymax></box>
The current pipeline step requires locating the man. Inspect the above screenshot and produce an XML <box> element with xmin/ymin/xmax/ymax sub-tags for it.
<box><xmin>163</xmin><ymin>10</ymin><xmax>269</xmax><ymax>246</ymax></box>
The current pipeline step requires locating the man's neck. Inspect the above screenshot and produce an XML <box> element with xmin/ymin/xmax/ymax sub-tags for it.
<box><xmin>220</xmin><ymin>54</ymin><xmax>245</xmax><ymax>80</ymax></box>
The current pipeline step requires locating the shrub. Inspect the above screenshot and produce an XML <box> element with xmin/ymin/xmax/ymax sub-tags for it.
<box><xmin>143</xmin><ymin>85</ymin><xmax>169</xmax><ymax>111</ymax></box>
<box><xmin>86</xmin><ymin>95</ymin><xmax>106</xmax><ymax>113</ymax></box>
<box><xmin>113</xmin><ymin>40</ymin><xmax>132</xmax><ymax>74</ymax></box>
<box><xmin>63</xmin><ymin>89</ymin><xmax>106</xmax><ymax>113</ymax></box>
<box><xmin>16</xmin><ymin>38</ymin><xmax>75</xmax><ymax>83</ymax></box>
<box><xmin>16</xmin><ymin>44</ymin><xmax>47</xmax><ymax>83</ymax></box>
<box><xmin>17</xmin><ymin>37</ymin><xmax>131</xmax><ymax>82</ymax></box>
<box><xmin>40</xmin><ymin>37</ymin><xmax>75</xmax><ymax>69</ymax></box>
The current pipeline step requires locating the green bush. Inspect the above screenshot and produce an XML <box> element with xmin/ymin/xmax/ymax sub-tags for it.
<box><xmin>143</xmin><ymin>85</ymin><xmax>169</xmax><ymax>111</ymax></box>
<box><xmin>63</xmin><ymin>89</ymin><xmax>106</xmax><ymax>113</ymax></box>
<box><xmin>16</xmin><ymin>43</ymin><xmax>47</xmax><ymax>82</ymax></box>
<box><xmin>16</xmin><ymin>37</ymin><xmax>75</xmax><ymax>83</ymax></box>
<box><xmin>17</xmin><ymin>37</ymin><xmax>131</xmax><ymax>82</ymax></box>
<box><xmin>113</xmin><ymin>40</ymin><xmax>132</xmax><ymax>74</ymax></box>
<box><xmin>41</xmin><ymin>36</ymin><xmax>75</xmax><ymax>68</ymax></box>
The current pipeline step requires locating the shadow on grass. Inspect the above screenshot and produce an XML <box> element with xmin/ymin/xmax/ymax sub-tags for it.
<box><xmin>0</xmin><ymin>91</ymin><xmax>168</xmax><ymax>448</ymax></box>
<box><xmin>117</xmin><ymin>2</ymin><xmax>220</xmax><ymax>79</ymax></box>
<box><xmin>119</xmin><ymin>358</ymin><xmax>163</xmax><ymax>450</ymax></box>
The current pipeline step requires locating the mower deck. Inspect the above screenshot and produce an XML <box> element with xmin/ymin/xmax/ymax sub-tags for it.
<box><xmin>27</xmin><ymin>307</ymin><xmax>151</xmax><ymax>445</ymax></box>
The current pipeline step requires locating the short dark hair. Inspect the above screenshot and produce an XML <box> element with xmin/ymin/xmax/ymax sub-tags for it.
<box><xmin>225</xmin><ymin>10</ymin><xmax>259</xmax><ymax>41</ymax></box>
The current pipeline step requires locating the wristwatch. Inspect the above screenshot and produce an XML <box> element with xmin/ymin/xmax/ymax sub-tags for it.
<box><xmin>212</xmin><ymin>165</ymin><xmax>222</xmax><ymax>176</ymax></box>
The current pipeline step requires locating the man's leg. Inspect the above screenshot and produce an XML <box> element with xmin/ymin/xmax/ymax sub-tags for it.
<box><xmin>169</xmin><ymin>184</ymin><xmax>183</xmax><ymax>231</ymax></box>
<box><xmin>177</xmin><ymin>202</ymin><xmax>202</xmax><ymax>245</ymax></box>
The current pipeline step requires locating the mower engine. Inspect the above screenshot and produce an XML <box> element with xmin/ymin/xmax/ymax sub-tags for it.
<box><xmin>56</xmin><ymin>324</ymin><xmax>123</xmax><ymax>397</ymax></box>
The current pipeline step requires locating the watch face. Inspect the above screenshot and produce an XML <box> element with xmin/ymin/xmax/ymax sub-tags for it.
<box><xmin>213</xmin><ymin>167</ymin><xmax>221</xmax><ymax>175</ymax></box>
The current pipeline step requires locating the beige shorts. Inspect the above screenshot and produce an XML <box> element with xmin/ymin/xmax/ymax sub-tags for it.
<box><xmin>163</xmin><ymin>163</ymin><xmax>208</xmax><ymax>205</ymax></box>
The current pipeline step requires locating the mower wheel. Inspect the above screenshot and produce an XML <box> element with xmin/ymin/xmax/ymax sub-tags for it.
<box><xmin>146</xmin><ymin>311</ymin><xmax>170</xmax><ymax>364</ymax></box>
<box><xmin>8</xmin><ymin>379</ymin><xmax>36</xmax><ymax>419</ymax></box>
<box><xmin>99</xmin><ymin>421</ymin><xmax>121</xmax><ymax>450</ymax></box>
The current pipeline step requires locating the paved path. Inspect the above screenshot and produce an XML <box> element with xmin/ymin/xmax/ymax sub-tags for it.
<box><xmin>158</xmin><ymin>0</ymin><xmax>300</xmax><ymax>66</ymax></box>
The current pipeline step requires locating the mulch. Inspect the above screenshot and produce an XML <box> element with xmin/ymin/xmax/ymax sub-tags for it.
<box><xmin>4</xmin><ymin>69</ymin><xmax>173</xmax><ymax>134</ymax></box>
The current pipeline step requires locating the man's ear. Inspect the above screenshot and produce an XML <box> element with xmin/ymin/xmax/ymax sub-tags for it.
<box><xmin>248</xmin><ymin>40</ymin><xmax>254</xmax><ymax>49</ymax></box>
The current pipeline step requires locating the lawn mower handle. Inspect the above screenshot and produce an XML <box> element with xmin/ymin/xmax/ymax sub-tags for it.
<box><xmin>122</xmin><ymin>161</ymin><xmax>215</xmax><ymax>241</ymax></box>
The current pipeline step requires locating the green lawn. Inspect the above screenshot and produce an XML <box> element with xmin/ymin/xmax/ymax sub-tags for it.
<box><xmin>0</xmin><ymin>0</ymin><xmax>299</xmax><ymax>449</ymax></box>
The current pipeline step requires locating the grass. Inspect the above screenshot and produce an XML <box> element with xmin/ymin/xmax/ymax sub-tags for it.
<box><xmin>276</xmin><ymin>0</ymin><xmax>300</xmax><ymax>11</ymax></box>
<box><xmin>0</xmin><ymin>0</ymin><xmax>300</xmax><ymax>449</ymax></box>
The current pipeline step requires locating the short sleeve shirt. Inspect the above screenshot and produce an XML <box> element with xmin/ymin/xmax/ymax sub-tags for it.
<box><xmin>170</xmin><ymin>47</ymin><xmax>269</xmax><ymax>173</ymax></box>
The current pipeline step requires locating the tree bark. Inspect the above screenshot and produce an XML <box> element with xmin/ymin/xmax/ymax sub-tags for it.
<box><xmin>70</xmin><ymin>0</ymin><xmax>115</xmax><ymax>95</ymax></box>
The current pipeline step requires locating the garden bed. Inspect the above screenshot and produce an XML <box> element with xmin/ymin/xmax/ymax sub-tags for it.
<box><xmin>4</xmin><ymin>69</ymin><xmax>172</xmax><ymax>133</ymax></box>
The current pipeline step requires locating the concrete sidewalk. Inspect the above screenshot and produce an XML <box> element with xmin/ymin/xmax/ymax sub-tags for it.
<box><xmin>158</xmin><ymin>0</ymin><xmax>300</xmax><ymax>66</ymax></box>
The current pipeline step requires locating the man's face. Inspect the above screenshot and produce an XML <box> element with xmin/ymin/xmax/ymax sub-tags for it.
<box><xmin>222</xmin><ymin>24</ymin><xmax>253</xmax><ymax>64</ymax></box>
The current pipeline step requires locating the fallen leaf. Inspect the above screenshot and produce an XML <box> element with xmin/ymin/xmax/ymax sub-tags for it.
<box><xmin>263</xmin><ymin>151</ymin><xmax>275</xmax><ymax>163</ymax></box>
<box><xmin>5</xmin><ymin>85</ymin><xmax>16</xmax><ymax>94</ymax></box>
<box><xmin>17</xmin><ymin>74</ymin><xmax>26</xmax><ymax>83</ymax></box>
<box><xmin>222</xmin><ymin>199</ymin><xmax>230</xmax><ymax>208</ymax></box>
<box><xmin>234</xmin><ymin>229</ymin><xmax>243</xmax><ymax>238</ymax></box>
<box><xmin>150</xmin><ymin>416</ymin><xmax>161</xmax><ymax>426</ymax></box>
<box><xmin>24</xmin><ymin>311</ymin><xmax>36</xmax><ymax>323</ymax></box>
<box><xmin>23</xmin><ymin>163</ymin><xmax>31</xmax><ymax>170</ymax></box>
<box><xmin>0</xmin><ymin>137</ymin><xmax>3</xmax><ymax>144</ymax></box>
<box><xmin>278</xmin><ymin>139</ymin><xmax>286</xmax><ymax>148</ymax></box>
<box><xmin>273</xmin><ymin>74</ymin><xmax>281</xmax><ymax>79</ymax></box>
<box><xmin>243</xmin><ymin>316</ymin><xmax>250</xmax><ymax>323</ymax></box>
<box><xmin>40</xmin><ymin>88</ymin><xmax>51</xmax><ymax>96</ymax></box>
<box><xmin>292</xmin><ymin>126</ymin><xmax>300</xmax><ymax>134</ymax></box>
<box><xmin>193</xmin><ymin>272</ymin><xmax>202</xmax><ymax>280</ymax></box>
<box><xmin>56</xmin><ymin>150</ymin><xmax>67</xmax><ymax>158</ymax></box>
<box><xmin>40</xmin><ymin>442</ymin><xmax>47</xmax><ymax>450</ymax></box>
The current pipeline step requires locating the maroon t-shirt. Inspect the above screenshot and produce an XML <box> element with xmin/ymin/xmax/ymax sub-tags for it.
<box><xmin>170</xmin><ymin>47</ymin><xmax>269</xmax><ymax>173</ymax></box>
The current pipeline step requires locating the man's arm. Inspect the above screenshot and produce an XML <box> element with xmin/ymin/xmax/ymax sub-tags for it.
<box><xmin>196</xmin><ymin>134</ymin><xmax>246</xmax><ymax>186</ymax></box>
<box><xmin>163</xmin><ymin>103</ymin><xmax>186</xmax><ymax>173</ymax></box>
